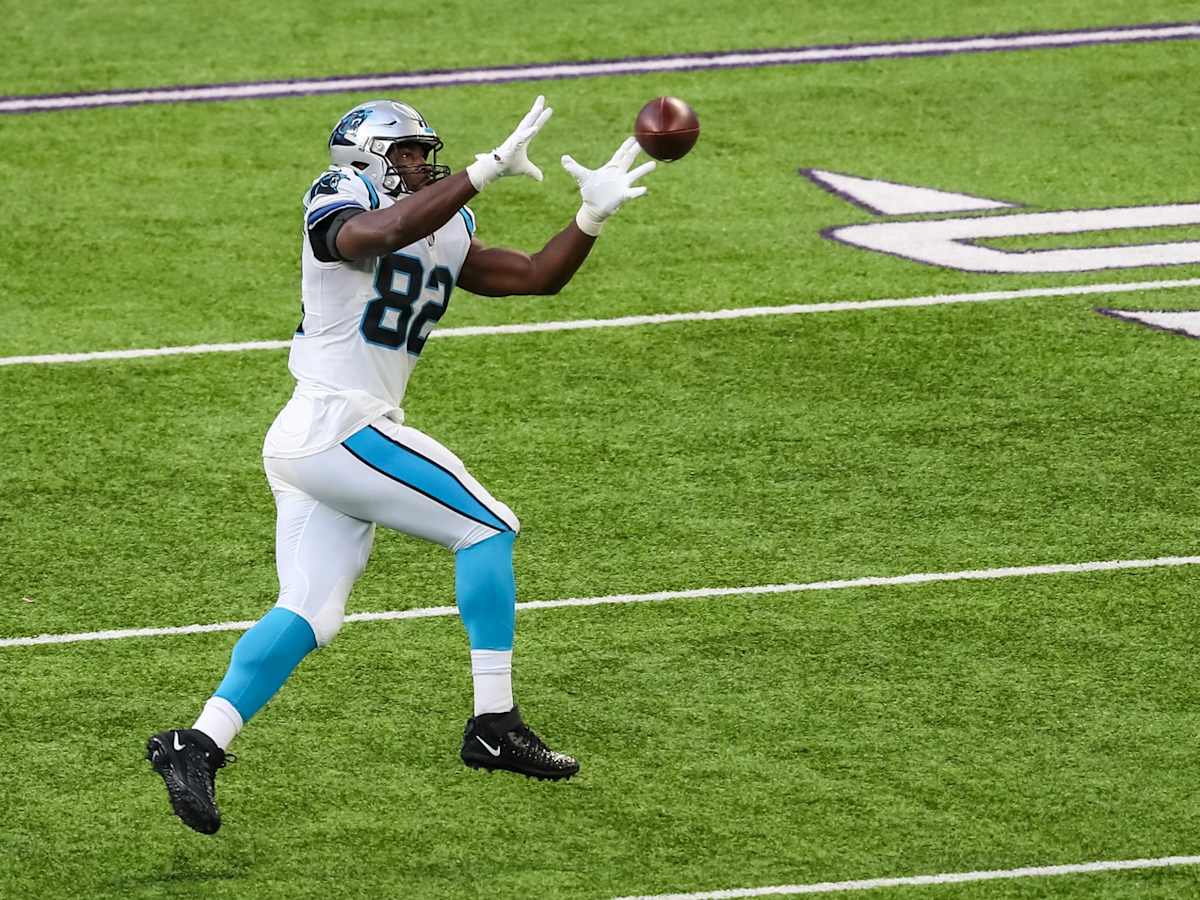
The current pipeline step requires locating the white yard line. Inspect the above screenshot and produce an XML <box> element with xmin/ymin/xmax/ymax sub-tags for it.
<box><xmin>3</xmin><ymin>554</ymin><xmax>1196</xmax><ymax>649</ymax></box>
<box><xmin>613</xmin><ymin>854</ymin><xmax>1200</xmax><ymax>899</ymax></box>
<box><xmin>2</xmin><ymin>24</ymin><xmax>1197</xmax><ymax>114</ymax></box>
<box><xmin>3</xmin><ymin>277</ymin><xmax>1199</xmax><ymax>368</ymax></box>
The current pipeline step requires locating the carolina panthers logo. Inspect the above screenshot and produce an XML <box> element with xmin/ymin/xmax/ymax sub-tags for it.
<box><xmin>330</xmin><ymin>109</ymin><xmax>371</xmax><ymax>147</ymax></box>
<box><xmin>309</xmin><ymin>171</ymin><xmax>346</xmax><ymax>200</ymax></box>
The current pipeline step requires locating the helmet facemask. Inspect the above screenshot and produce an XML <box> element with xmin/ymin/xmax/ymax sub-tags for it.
<box><xmin>371</xmin><ymin>137</ymin><xmax>451</xmax><ymax>196</ymax></box>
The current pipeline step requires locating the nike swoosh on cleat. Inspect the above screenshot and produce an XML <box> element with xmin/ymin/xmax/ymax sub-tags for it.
<box><xmin>475</xmin><ymin>736</ymin><xmax>501</xmax><ymax>757</ymax></box>
<box><xmin>173</xmin><ymin>732</ymin><xmax>186</xmax><ymax>751</ymax></box>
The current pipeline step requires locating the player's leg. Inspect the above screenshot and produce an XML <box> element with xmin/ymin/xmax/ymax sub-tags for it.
<box><xmin>198</xmin><ymin>486</ymin><xmax>374</xmax><ymax>744</ymax></box>
<box><xmin>454</xmin><ymin>529</ymin><xmax>517</xmax><ymax>715</ymax></box>
<box><xmin>147</xmin><ymin>482</ymin><xmax>374</xmax><ymax>833</ymax></box>
<box><xmin>285</xmin><ymin>421</ymin><xmax>522</xmax><ymax>711</ymax></box>
<box><xmin>290</xmin><ymin>419</ymin><xmax>578</xmax><ymax>779</ymax></box>
<box><xmin>453</xmin><ymin>531</ymin><xmax>579</xmax><ymax>781</ymax></box>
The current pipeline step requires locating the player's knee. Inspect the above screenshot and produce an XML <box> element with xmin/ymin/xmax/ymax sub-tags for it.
<box><xmin>499</xmin><ymin>503</ymin><xmax>520</xmax><ymax>535</ymax></box>
<box><xmin>470</xmin><ymin>500</ymin><xmax>520</xmax><ymax>548</ymax></box>
<box><xmin>231</xmin><ymin>607</ymin><xmax>317</xmax><ymax>669</ymax></box>
<box><xmin>458</xmin><ymin>522</ymin><xmax>519</xmax><ymax>552</ymax></box>
<box><xmin>274</xmin><ymin>601</ymin><xmax>342</xmax><ymax>647</ymax></box>
<box><xmin>276</xmin><ymin>573</ymin><xmax>357</xmax><ymax>648</ymax></box>
<box><xmin>309</xmin><ymin>598</ymin><xmax>347</xmax><ymax>647</ymax></box>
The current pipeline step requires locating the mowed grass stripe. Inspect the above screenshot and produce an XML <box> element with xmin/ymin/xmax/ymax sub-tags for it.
<box><xmin>4</xmin><ymin>554</ymin><xmax>1197</xmax><ymax>648</ymax></box>
<box><xmin>3</xmin><ymin>277</ymin><xmax>1199</xmax><ymax>367</ymax></box>
<box><xmin>614</xmin><ymin>855</ymin><xmax>1200</xmax><ymax>899</ymax></box>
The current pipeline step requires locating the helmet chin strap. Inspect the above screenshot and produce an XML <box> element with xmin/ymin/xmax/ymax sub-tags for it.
<box><xmin>376</xmin><ymin>165</ymin><xmax>414</xmax><ymax>197</ymax></box>
<box><xmin>379</xmin><ymin>158</ymin><xmax>424</xmax><ymax>196</ymax></box>
<box><xmin>387</xmin><ymin>162</ymin><xmax>451</xmax><ymax>196</ymax></box>
<box><xmin>381</xmin><ymin>168</ymin><xmax>405</xmax><ymax>196</ymax></box>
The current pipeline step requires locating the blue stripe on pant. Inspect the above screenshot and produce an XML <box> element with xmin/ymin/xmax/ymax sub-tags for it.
<box><xmin>341</xmin><ymin>426</ymin><xmax>511</xmax><ymax>533</ymax></box>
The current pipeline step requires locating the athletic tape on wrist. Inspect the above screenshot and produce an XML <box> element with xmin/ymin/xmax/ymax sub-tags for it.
<box><xmin>575</xmin><ymin>206</ymin><xmax>605</xmax><ymax>237</ymax></box>
<box><xmin>466</xmin><ymin>153</ymin><xmax>501</xmax><ymax>191</ymax></box>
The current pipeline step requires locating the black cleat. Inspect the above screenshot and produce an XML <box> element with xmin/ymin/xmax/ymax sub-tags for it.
<box><xmin>145</xmin><ymin>728</ymin><xmax>233</xmax><ymax>834</ymax></box>
<box><xmin>461</xmin><ymin>706</ymin><xmax>580</xmax><ymax>781</ymax></box>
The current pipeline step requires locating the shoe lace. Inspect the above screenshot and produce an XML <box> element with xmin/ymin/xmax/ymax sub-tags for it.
<box><xmin>216</xmin><ymin>750</ymin><xmax>237</xmax><ymax>768</ymax></box>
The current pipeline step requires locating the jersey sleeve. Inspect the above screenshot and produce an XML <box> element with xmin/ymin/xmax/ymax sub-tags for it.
<box><xmin>303</xmin><ymin>169</ymin><xmax>378</xmax><ymax>262</ymax></box>
<box><xmin>458</xmin><ymin>205</ymin><xmax>477</xmax><ymax>239</ymax></box>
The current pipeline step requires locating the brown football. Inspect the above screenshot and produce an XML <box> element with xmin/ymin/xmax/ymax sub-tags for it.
<box><xmin>634</xmin><ymin>96</ymin><xmax>700</xmax><ymax>161</ymax></box>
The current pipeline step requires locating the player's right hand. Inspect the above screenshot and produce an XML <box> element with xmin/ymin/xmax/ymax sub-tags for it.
<box><xmin>466</xmin><ymin>96</ymin><xmax>554</xmax><ymax>190</ymax></box>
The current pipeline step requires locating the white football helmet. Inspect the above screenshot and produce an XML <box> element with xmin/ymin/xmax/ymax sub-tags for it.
<box><xmin>328</xmin><ymin>100</ymin><xmax>449</xmax><ymax>196</ymax></box>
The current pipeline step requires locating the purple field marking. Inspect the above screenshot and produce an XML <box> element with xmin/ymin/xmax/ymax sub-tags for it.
<box><xmin>1</xmin><ymin>22</ymin><xmax>1196</xmax><ymax>114</ymax></box>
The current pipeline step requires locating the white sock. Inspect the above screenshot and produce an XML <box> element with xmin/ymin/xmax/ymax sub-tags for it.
<box><xmin>192</xmin><ymin>696</ymin><xmax>243</xmax><ymax>751</ymax></box>
<box><xmin>471</xmin><ymin>649</ymin><xmax>514</xmax><ymax>716</ymax></box>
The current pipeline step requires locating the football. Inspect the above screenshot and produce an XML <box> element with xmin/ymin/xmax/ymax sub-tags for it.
<box><xmin>634</xmin><ymin>96</ymin><xmax>700</xmax><ymax>161</ymax></box>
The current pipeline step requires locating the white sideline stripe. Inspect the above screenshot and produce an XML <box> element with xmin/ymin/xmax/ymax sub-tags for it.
<box><xmin>2</xmin><ymin>554</ymin><xmax>1197</xmax><ymax>649</ymax></box>
<box><xmin>613</xmin><ymin>854</ymin><xmax>1200</xmax><ymax>899</ymax></box>
<box><xmin>4</xmin><ymin>277</ymin><xmax>1200</xmax><ymax>368</ymax></box>
<box><xmin>2</xmin><ymin>24</ymin><xmax>1197</xmax><ymax>113</ymax></box>
<box><xmin>0</xmin><ymin>339</ymin><xmax>295</xmax><ymax>366</ymax></box>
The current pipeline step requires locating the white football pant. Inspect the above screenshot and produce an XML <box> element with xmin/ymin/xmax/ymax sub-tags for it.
<box><xmin>263</xmin><ymin>416</ymin><xmax>519</xmax><ymax>646</ymax></box>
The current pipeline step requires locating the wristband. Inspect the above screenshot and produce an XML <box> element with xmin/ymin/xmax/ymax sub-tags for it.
<box><xmin>466</xmin><ymin>153</ymin><xmax>501</xmax><ymax>191</ymax></box>
<box><xmin>575</xmin><ymin>205</ymin><xmax>605</xmax><ymax>237</ymax></box>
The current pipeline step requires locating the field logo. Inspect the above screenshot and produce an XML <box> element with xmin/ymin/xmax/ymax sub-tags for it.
<box><xmin>1096</xmin><ymin>308</ymin><xmax>1200</xmax><ymax>339</ymax></box>
<box><xmin>804</xmin><ymin>169</ymin><xmax>1200</xmax><ymax>273</ymax></box>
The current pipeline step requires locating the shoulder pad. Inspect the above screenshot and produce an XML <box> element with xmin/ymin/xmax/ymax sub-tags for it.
<box><xmin>304</xmin><ymin>167</ymin><xmax>379</xmax><ymax>210</ymax></box>
<box><xmin>303</xmin><ymin>168</ymin><xmax>380</xmax><ymax>232</ymax></box>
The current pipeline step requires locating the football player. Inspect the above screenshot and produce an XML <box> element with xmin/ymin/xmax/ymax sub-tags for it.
<box><xmin>146</xmin><ymin>96</ymin><xmax>654</xmax><ymax>833</ymax></box>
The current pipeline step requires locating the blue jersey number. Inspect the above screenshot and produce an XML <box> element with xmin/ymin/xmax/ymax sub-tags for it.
<box><xmin>361</xmin><ymin>253</ymin><xmax>453</xmax><ymax>355</ymax></box>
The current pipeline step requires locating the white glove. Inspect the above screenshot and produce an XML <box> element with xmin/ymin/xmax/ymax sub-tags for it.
<box><xmin>560</xmin><ymin>136</ymin><xmax>656</xmax><ymax>236</ymax></box>
<box><xmin>466</xmin><ymin>95</ymin><xmax>554</xmax><ymax>190</ymax></box>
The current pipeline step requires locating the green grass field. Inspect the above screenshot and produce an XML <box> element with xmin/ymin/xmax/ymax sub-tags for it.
<box><xmin>3</xmin><ymin>2</ymin><xmax>1200</xmax><ymax>898</ymax></box>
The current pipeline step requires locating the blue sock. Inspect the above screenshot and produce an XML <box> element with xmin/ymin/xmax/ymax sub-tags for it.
<box><xmin>455</xmin><ymin>531</ymin><xmax>517</xmax><ymax>651</ymax></box>
<box><xmin>214</xmin><ymin>607</ymin><xmax>317</xmax><ymax>723</ymax></box>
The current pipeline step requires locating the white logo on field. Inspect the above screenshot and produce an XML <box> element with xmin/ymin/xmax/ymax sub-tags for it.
<box><xmin>1096</xmin><ymin>308</ymin><xmax>1200</xmax><ymax>339</ymax></box>
<box><xmin>804</xmin><ymin>168</ymin><xmax>1200</xmax><ymax>273</ymax></box>
<box><xmin>805</xmin><ymin>169</ymin><xmax>1015</xmax><ymax>216</ymax></box>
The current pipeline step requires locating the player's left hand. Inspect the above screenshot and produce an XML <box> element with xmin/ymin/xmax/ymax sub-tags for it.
<box><xmin>561</xmin><ymin>137</ymin><xmax>656</xmax><ymax>236</ymax></box>
<box><xmin>467</xmin><ymin>95</ymin><xmax>554</xmax><ymax>190</ymax></box>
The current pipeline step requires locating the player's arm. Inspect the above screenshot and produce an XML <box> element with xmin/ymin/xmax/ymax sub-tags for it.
<box><xmin>457</xmin><ymin>137</ymin><xmax>655</xmax><ymax>297</ymax></box>
<box><xmin>335</xmin><ymin>172</ymin><xmax>478</xmax><ymax>260</ymax></box>
<box><xmin>335</xmin><ymin>96</ymin><xmax>554</xmax><ymax>261</ymax></box>
<box><xmin>457</xmin><ymin>230</ymin><xmax>593</xmax><ymax>297</ymax></box>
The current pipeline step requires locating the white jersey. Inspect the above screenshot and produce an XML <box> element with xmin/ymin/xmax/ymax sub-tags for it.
<box><xmin>264</xmin><ymin>166</ymin><xmax>476</xmax><ymax>458</ymax></box>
